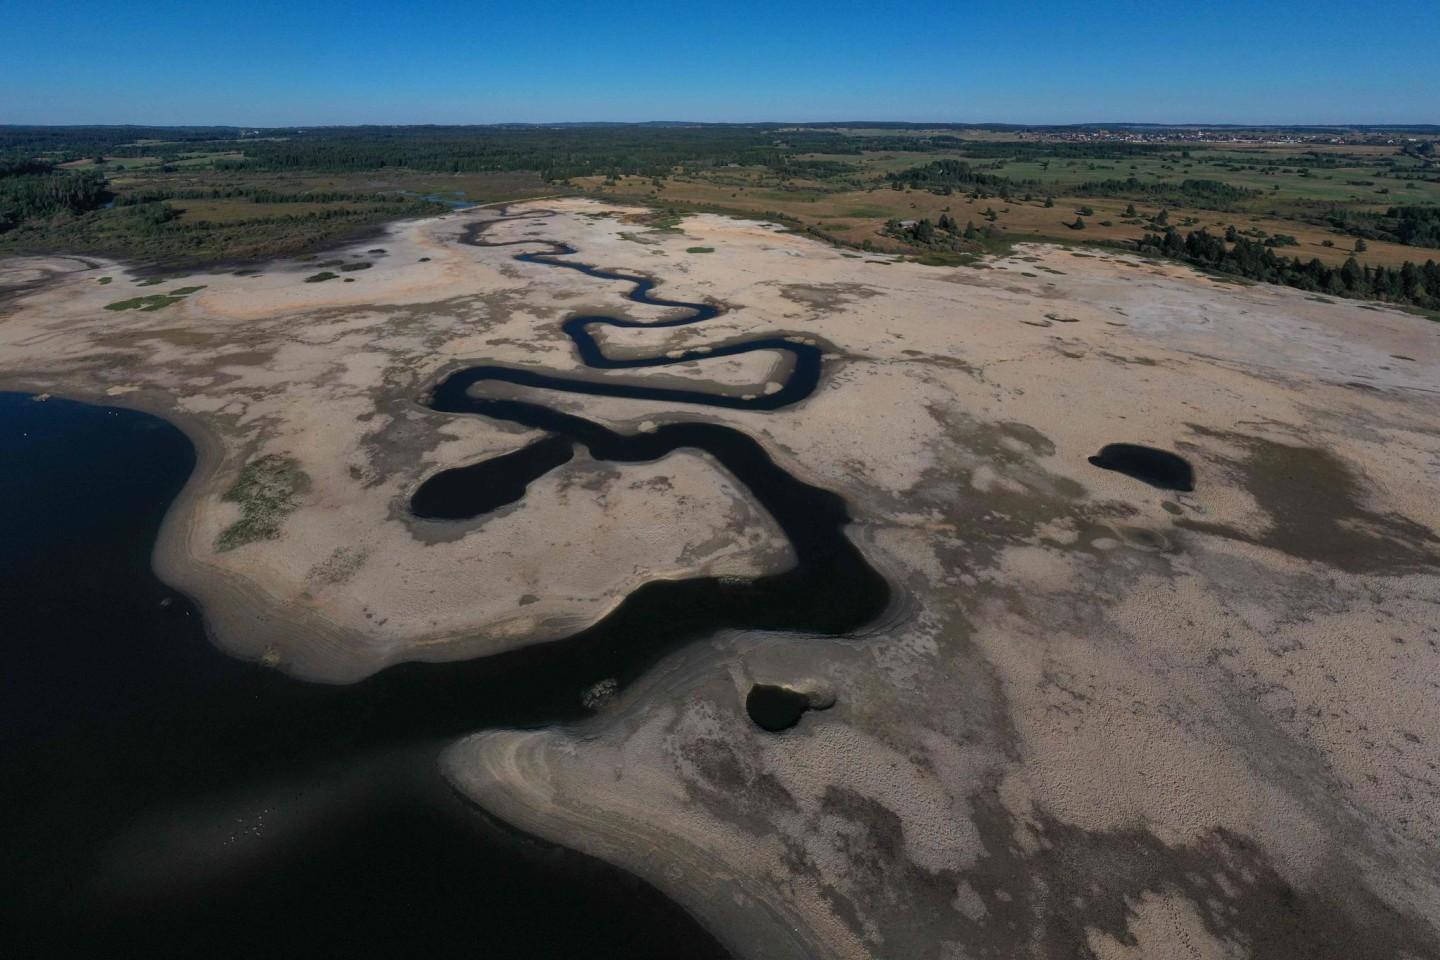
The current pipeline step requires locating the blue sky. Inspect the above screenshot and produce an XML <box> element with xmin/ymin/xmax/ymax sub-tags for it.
<box><xmin>2</xmin><ymin>0</ymin><xmax>1436</xmax><ymax>125</ymax></box>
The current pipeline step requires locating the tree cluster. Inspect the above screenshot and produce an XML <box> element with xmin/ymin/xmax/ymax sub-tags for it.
<box><xmin>886</xmin><ymin>159</ymin><xmax>1032</xmax><ymax>195</ymax></box>
<box><xmin>1071</xmin><ymin>177</ymin><xmax>1261</xmax><ymax>208</ymax></box>
<box><xmin>1322</xmin><ymin>205</ymin><xmax>1440</xmax><ymax>250</ymax></box>
<box><xmin>1139</xmin><ymin>227</ymin><xmax>1440</xmax><ymax>310</ymax></box>
<box><xmin>0</xmin><ymin>167</ymin><xmax>107</xmax><ymax>231</ymax></box>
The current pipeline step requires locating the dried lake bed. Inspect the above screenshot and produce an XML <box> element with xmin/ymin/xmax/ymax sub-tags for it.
<box><xmin>2</xmin><ymin>198</ymin><xmax>1439</xmax><ymax>959</ymax></box>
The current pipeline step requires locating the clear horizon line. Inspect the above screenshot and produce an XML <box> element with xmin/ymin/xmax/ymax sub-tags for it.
<box><xmin>3</xmin><ymin>119</ymin><xmax>1439</xmax><ymax>130</ymax></box>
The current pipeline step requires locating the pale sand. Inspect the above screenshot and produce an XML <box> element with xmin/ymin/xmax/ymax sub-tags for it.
<box><xmin>4</xmin><ymin>199</ymin><xmax>1439</xmax><ymax>958</ymax></box>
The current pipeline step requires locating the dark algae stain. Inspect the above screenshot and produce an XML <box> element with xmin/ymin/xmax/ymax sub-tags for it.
<box><xmin>1088</xmin><ymin>443</ymin><xmax>1196</xmax><ymax>491</ymax></box>
<box><xmin>939</xmin><ymin>798</ymin><xmax>1440</xmax><ymax>960</ymax></box>
<box><xmin>1178</xmin><ymin>428</ymin><xmax>1440</xmax><ymax>574</ymax></box>
<box><xmin>746</xmin><ymin>684</ymin><xmax>813</xmax><ymax>732</ymax></box>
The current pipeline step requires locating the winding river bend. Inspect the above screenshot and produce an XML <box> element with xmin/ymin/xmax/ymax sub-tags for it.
<box><xmin>1</xmin><ymin>212</ymin><xmax>889</xmax><ymax>957</ymax></box>
<box><xmin>417</xmin><ymin>212</ymin><xmax>889</xmax><ymax>639</ymax></box>
<box><xmin>444</xmin><ymin>216</ymin><xmax>824</xmax><ymax>410</ymax></box>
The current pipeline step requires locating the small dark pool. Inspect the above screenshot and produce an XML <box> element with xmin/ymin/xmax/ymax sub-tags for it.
<box><xmin>411</xmin><ymin>435</ymin><xmax>574</xmax><ymax>520</ymax></box>
<box><xmin>1088</xmin><ymin>443</ymin><xmax>1195</xmax><ymax>492</ymax></box>
<box><xmin>745</xmin><ymin>684</ymin><xmax>812</xmax><ymax>732</ymax></box>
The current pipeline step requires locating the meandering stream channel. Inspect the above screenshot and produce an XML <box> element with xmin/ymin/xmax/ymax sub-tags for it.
<box><xmin>2</xmin><ymin>212</ymin><xmax>889</xmax><ymax>957</ymax></box>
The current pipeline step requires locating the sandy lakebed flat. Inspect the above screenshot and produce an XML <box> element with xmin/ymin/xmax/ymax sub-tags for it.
<box><xmin>3</xmin><ymin>198</ymin><xmax>1439</xmax><ymax>960</ymax></box>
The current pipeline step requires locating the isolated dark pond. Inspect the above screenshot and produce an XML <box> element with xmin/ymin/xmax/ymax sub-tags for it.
<box><xmin>745</xmin><ymin>684</ymin><xmax>813</xmax><ymax>732</ymax></box>
<box><xmin>1088</xmin><ymin>443</ymin><xmax>1195</xmax><ymax>491</ymax></box>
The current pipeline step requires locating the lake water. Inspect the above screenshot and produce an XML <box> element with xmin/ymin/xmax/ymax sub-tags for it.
<box><xmin>0</xmin><ymin>392</ymin><xmax>730</xmax><ymax>959</ymax></box>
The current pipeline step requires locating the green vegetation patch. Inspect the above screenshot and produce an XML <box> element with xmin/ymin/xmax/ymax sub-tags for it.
<box><xmin>104</xmin><ymin>294</ymin><xmax>187</xmax><ymax>312</ymax></box>
<box><xmin>913</xmin><ymin>251</ymin><xmax>982</xmax><ymax>267</ymax></box>
<box><xmin>304</xmin><ymin>271</ymin><xmax>339</xmax><ymax>283</ymax></box>
<box><xmin>216</xmin><ymin>454</ymin><xmax>311</xmax><ymax>552</ymax></box>
<box><xmin>686</xmin><ymin>246</ymin><xmax>715</xmax><ymax>253</ymax></box>
<box><xmin>97</xmin><ymin>276</ymin><xmax>112</xmax><ymax>284</ymax></box>
<box><xmin>338</xmin><ymin>261</ymin><xmax>371</xmax><ymax>272</ymax></box>
<box><xmin>168</xmin><ymin>285</ymin><xmax>206</xmax><ymax>295</ymax></box>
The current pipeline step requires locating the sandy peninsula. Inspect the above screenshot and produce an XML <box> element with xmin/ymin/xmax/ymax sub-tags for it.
<box><xmin>3</xmin><ymin>199</ymin><xmax>1439</xmax><ymax>959</ymax></box>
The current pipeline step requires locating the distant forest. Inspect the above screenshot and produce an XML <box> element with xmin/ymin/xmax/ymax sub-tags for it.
<box><xmin>0</xmin><ymin>125</ymin><xmax>939</xmax><ymax>180</ymax></box>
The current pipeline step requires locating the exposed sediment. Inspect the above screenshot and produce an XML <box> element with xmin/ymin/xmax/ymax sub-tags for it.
<box><xmin>4</xmin><ymin>199</ymin><xmax>1440</xmax><ymax>958</ymax></box>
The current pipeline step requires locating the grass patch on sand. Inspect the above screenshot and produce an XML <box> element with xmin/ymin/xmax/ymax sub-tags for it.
<box><xmin>912</xmin><ymin>251</ymin><xmax>984</xmax><ymax>267</ymax></box>
<box><xmin>106</xmin><ymin>285</ymin><xmax>206</xmax><ymax>311</ymax></box>
<box><xmin>216</xmin><ymin>454</ymin><xmax>311</xmax><ymax>552</ymax></box>
<box><xmin>307</xmin><ymin>546</ymin><xmax>368</xmax><ymax>585</ymax></box>
<box><xmin>105</xmin><ymin>294</ymin><xmax>186</xmax><ymax>312</ymax></box>
<box><xmin>339</xmin><ymin>261</ymin><xmax>372</xmax><ymax>272</ymax></box>
<box><xmin>686</xmin><ymin>246</ymin><xmax>715</xmax><ymax>253</ymax></box>
<box><xmin>305</xmin><ymin>271</ymin><xmax>339</xmax><ymax>283</ymax></box>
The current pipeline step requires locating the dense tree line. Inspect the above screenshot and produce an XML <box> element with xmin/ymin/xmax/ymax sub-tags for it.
<box><xmin>0</xmin><ymin>155</ymin><xmax>56</xmax><ymax>177</ymax></box>
<box><xmin>0</xmin><ymin>167</ymin><xmax>107</xmax><ymax>231</ymax></box>
<box><xmin>768</xmin><ymin>158</ymin><xmax>861</xmax><ymax>180</ymax></box>
<box><xmin>0</xmin><ymin>195</ymin><xmax>443</xmax><ymax>260</ymax></box>
<box><xmin>0</xmin><ymin>126</ymin><xmax>242</xmax><ymax>161</ymax></box>
<box><xmin>1139</xmin><ymin>227</ymin><xmax>1440</xmax><ymax>310</ymax></box>
<box><xmin>1071</xmin><ymin>177</ymin><xmax>1261</xmax><ymax>208</ymax></box>
<box><xmin>951</xmin><ymin>141</ymin><xmax>1176</xmax><ymax>160</ymax></box>
<box><xmin>206</xmin><ymin>127</ymin><xmax>922</xmax><ymax>180</ymax></box>
<box><xmin>112</xmin><ymin>187</ymin><xmax>431</xmax><ymax>206</ymax></box>
<box><xmin>104</xmin><ymin>200</ymin><xmax>435</xmax><ymax>235</ymax></box>
<box><xmin>1322</xmin><ymin>205</ymin><xmax>1440</xmax><ymax>249</ymax></box>
<box><xmin>886</xmin><ymin>159</ymin><xmax>1033</xmax><ymax>194</ymax></box>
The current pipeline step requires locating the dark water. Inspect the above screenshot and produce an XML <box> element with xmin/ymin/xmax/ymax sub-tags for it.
<box><xmin>1</xmin><ymin>213</ymin><xmax>889</xmax><ymax>958</ymax></box>
<box><xmin>412</xmin><ymin>434</ymin><xmax>575</xmax><ymax>520</ymax></box>
<box><xmin>744</xmin><ymin>685</ymin><xmax>813</xmax><ymax>732</ymax></box>
<box><xmin>421</xmin><ymin>213</ymin><xmax>889</xmax><ymax>643</ymax></box>
<box><xmin>0</xmin><ymin>393</ymin><xmax>731</xmax><ymax>960</ymax></box>
<box><xmin>451</xmin><ymin>220</ymin><xmax>824</xmax><ymax>410</ymax></box>
<box><xmin>1087</xmin><ymin>443</ymin><xmax>1195</xmax><ymax>492</ymax></box>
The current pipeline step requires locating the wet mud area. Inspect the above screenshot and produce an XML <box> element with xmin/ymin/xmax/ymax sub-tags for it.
<box><xmin>1178</xmin><ymin>428</ymin><xmax>1440</xmax><ymax>573</ymax></box>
